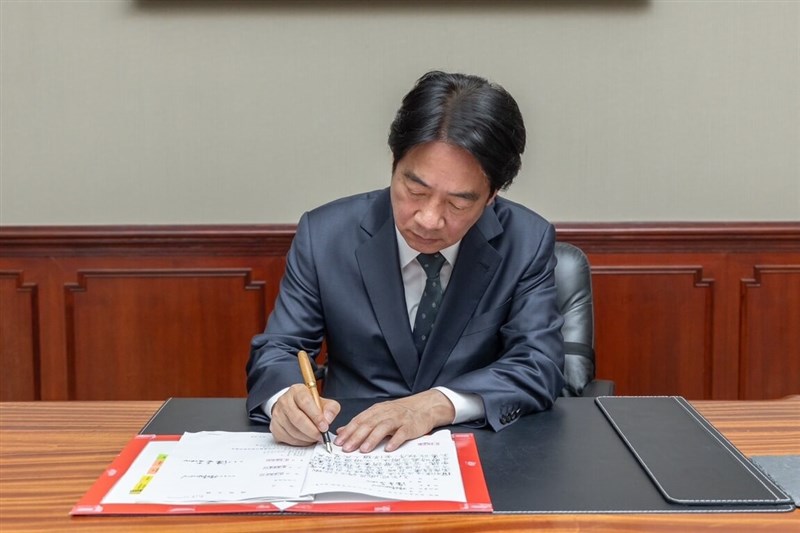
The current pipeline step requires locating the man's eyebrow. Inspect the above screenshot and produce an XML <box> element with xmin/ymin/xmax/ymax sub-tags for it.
<box><xmin>403</xmin><ymin>170</ymin><xmax>430</xmax><ymax>188</ymax></box>
<box><xmin>450</xmin><ymin>190</ymin><xmax>481</xmax><ymax>202</ymax></box>
<box><xmin>403</xmin><ymin>170</ymin><xmax>481</xmax><ymax>202</ymax></box>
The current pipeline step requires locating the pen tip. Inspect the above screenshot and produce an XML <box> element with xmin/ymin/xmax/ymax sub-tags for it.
<box><xmin>326</xmin><ymin>442</ymin><xmax>333</xmax><ymax>454</ymax></box>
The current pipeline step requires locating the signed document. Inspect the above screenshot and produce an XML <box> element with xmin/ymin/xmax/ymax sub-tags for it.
<box><xmin>130</xmin><ymin>430</ymin><xmax>465</xmax><ymax>504</ymax></box>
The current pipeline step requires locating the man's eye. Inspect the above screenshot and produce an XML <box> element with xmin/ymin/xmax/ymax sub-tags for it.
<box><xmin>450</xmin><ymin>202</ymin><xmax>467</xmax><ymax>211</ymax></box>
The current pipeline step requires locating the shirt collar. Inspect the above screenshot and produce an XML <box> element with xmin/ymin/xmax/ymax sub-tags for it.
<box><xmin>395</xmin><ymin>225</ymin><xmax>460</xmax><ymax>268</ymax></box>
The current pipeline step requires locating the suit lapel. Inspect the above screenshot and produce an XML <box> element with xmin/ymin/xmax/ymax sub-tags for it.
<box><xmin>355</xmin><ymin>190</ymin><xmax>418</xmax><ymax>389</ymax></box>
<box><xmin>413</xmin><ymin>206</ymin><xmax>503</xmax><ymax>392</ymax></box>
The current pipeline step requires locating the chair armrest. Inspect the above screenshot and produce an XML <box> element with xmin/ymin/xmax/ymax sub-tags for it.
<box><xmin>581</xmin><ymin>379</ymin><xmax>615</xmax><ymax>397</ymax></box>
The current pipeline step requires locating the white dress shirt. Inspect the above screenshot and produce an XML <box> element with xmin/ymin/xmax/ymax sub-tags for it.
<box><xmin>394</xmin><ymin>227</ymin><xmax>485</xmax><ymax>424</ymax></box>
<box><xmin>263</xmin><ymin>226</ymin><xmax>486</xmax><ymax>425</ymax></box>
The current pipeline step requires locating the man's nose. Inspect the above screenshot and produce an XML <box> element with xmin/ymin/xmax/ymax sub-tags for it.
<box><xmin>415</xmin><ymin>201</ymin><xmax>445</xmax><ymax>230</ymax></box>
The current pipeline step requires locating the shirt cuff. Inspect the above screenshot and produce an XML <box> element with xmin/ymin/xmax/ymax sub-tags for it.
<box><xmin>263</xmin><ymin>386</ymin><xmax>290</xmax><ymax>417</ymax></box>
<box><xmin>433</xmin><ymin>386</ymin><xmax>485</xmax><ymax>424</ymax></box>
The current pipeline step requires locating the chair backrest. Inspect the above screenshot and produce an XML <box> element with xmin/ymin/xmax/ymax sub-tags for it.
<box><xmin>553</xmin><ymin>242</ymin><xmax>596</xmax><ymax>396</ymax></box>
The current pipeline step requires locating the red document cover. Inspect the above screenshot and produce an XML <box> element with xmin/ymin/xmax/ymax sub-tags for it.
<box><xmin>71</xmin><ymin>433</ymin><xmax>492</xmax><ymax>515</ymax></box>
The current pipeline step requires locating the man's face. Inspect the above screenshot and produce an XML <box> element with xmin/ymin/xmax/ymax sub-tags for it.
<box><xmin>391</xmin><ymin>141</ymin><xmax>496</xmax><ymax>254</ymax></box>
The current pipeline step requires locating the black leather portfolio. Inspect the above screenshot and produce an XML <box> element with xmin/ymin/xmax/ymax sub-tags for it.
<box><xmin>140</xmin><ymin>396</ymin><xmax>794</xmax><ymax>514</ymax></box>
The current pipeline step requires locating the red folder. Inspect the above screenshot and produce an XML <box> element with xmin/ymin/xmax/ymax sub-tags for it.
<box><xmin>71</xmin><ymin>433</ymin><xmax>492</xmax><ymax>515</ymax></box>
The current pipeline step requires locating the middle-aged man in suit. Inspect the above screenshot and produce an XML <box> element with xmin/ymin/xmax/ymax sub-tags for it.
<box><xmin>246</xmin><ymin>70</ymin><xmax>565</xmax><ymax>453</ymax></box>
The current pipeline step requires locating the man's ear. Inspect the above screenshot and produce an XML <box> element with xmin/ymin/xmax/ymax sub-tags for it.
<box><xmin>486</xmin><ymin>191</ymin><xmax>498</xmax><ymax>206</ymax></box>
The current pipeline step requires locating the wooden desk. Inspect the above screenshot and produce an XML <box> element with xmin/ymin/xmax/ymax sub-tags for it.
<box><xmin>1</xmin><ymin>398</ymin><xmax>798</xmax><ymax>532</ymax></box>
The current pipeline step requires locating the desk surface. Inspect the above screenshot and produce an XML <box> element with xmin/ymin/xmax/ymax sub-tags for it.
<box><xmin>1</xmin><ymin>398</ymin><xmax>798</xmax><ymax>532</ymax></box>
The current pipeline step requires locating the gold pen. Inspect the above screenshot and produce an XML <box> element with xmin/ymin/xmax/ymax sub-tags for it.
<box><xmin>297</xmin><ymin>350</ymin><xmax>333</xmax><ymax>453</ymax></box>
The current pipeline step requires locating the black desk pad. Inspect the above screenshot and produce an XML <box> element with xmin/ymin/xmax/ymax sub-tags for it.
<box><xmin>596</xmin><ymin>396</ymin><xmax>790</xmax><ymax>505</ymax></box>
<box><xmin>139</xmin><ymin>397</ymin><xmax>794</xmax><ymax>514</ymax></box>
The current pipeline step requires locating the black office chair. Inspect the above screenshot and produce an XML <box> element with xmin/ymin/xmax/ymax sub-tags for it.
<box><xmin>554</xmin><ymin>242</ymin><xmax>615</xmax><ymax>397</ymax></box>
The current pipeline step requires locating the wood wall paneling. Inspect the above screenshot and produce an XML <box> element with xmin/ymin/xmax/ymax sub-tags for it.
<box><xmin>591</xmin><ymin>266</ymin><xmax>714</xmax><ymax>398</ymax></box>
<box><xmin>0</xmin><ymin>272</ymin><xmax>40</xmax><ymax>400</ymax></box>
<box><xmin>1</xmin><ymin>223</ymin><xmax>798</xmax><ymax>402</ymax></box>
<box><xmin>0</xmin><ymin>227</ymin><xmax>292</xmax><ymax>400</ymax></box>
<box><xmin>64</xmin><ymin>269</ymin><xmax>267</xmax><ymax>400</ymax></box>
<box><xmin>739</xmin><ymin>265</ymin><xmax>800</xmax><ymax>400</ymax></box>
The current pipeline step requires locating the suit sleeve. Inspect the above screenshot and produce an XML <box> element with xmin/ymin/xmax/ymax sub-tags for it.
<box><xmin>444</xmin><ymin>223</ymin><xmax>565</xmax><ymax>431</ymax></box>
<box><xmin>245</xmin><ymin>212</ymin><xmax>325</xmax><ymax>423</ymax></box>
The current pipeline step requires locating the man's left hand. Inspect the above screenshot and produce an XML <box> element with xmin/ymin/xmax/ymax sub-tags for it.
<box><xmin>333</xmin><ymin>389</ymin><xmax>456</xmax><ymax>453</ymax></box>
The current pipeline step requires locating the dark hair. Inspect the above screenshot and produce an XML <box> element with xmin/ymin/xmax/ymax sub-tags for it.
<box><xmin>388</xmin><ymin>70</ymin><xmax>526</xmax><ymax>193</ymax></box>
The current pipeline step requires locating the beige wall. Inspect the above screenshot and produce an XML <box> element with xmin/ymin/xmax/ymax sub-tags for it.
<box><xmin>1</xmin><ymin>0</ymin><xmax>798</xmax><ymax>225</ymax></box>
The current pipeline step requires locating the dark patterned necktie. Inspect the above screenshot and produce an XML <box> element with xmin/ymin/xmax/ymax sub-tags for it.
<box><xmin>413</xmin><ymin>252</ymin><xmax>447</xmax><ymax>355</ymax></box>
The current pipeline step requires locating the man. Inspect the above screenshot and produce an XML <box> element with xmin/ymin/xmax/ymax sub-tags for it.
<box><xmin>246</xmin><ymin>70</ymin><xmax>564</xmax><ymax>453</ymax></box>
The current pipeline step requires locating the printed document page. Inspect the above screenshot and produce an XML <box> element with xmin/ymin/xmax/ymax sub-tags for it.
<box><xmin>302</xmin><ymin>429</ymin><xmax>465</xmax><ymax>501</ymax></box>
<box><xmin>138</xmin><ymin>432</ymin><xmax>314</xmax><ymax>503</ymax></box>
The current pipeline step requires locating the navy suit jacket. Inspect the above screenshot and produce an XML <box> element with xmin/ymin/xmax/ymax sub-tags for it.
<box><xmin>246</xmin><ymin>188</ymin><xmax>565</xmax><ymax>431</ymax></box>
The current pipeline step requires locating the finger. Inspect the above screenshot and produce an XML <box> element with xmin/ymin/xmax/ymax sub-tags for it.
<box><xmin>321</xmin><ymin>399</ymin><xmax>341</xmax><ymax>427</ymax></box>
<box><xmin>334</xmin><ymin>403</ymin><xmax>390</xmax><ymax>447</ymax></box>
<box><xmin>359</xmin><ymin>413</ymin><xmax>418</xmax><ymax>452</ymax></box>
<box><xmin>272</xmin><ymin>402</ymin><xmax>319</xmax><ymax>444</ymax></box>
<box><xmin>341</xmin><ymin>414</ymin><xmax>399</xmax><ymax>453</ymax></box>
<box><xmin>274</xmin><ymin>389</ymin><xmax>325</xmax><ymax>442</ymax></box>
<box><xmin>289</xmin><ymin>385</ymin><xmax>330</xmax><ymax>432</ymax></box>
<box><xmin>357</xmin><ymin>423</ymin><xmax>395</xmax><ymax>453</ymax></box>
<box><xmin>384</xmin><ymin>426</ymin><xmax>413</xmax><ymax>453</ymax></box>
<box><xmin>333</xmin><ymin>409</ymin><xmax>369</xmax><ymax>447</ymax></box>
<box><xmin>334</xmin><ymin>418</ymin><xmax>371</xmax><ymax>452</ymax></box>
<box><xmin>284</xmin><ymin>403</ymin><xmax>326</xmax><ymax>441</ymax></box>
<box><xmin>270</xmin><ymin>416</ymin><xmax>316</xmax><ymax>446</ymax></box>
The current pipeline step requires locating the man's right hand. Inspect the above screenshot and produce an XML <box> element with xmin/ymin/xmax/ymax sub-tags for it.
<box><xmin>269</xmin><ymin>384</ymin><xmax>341</xmax><ymax>446</ymax></box>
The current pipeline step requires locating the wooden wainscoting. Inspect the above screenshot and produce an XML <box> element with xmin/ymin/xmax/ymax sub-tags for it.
<box><xmin>560</xmin><ymin>223</ymin><xmax>800</xmax><ymax>400</ymax></box>
<box><xmin>1</xmin><ymin>223</ymin><xmax>798</xmax><ymax>401</ymax></box>
<box><xmin>0</xmin><ymin>226</ymin><xmax>294</xmax><ymax>401</ymax></box>
<box><xmin>0</xmin><ymin>272</ymin><xmax>40</xmax><ymax>400</ymax></box>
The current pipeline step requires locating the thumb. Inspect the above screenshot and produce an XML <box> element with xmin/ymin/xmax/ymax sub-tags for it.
<box><xmin>322</xmin><ymin>399</ymin><xmax>341</xmax><ymax>425</ymax></box>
